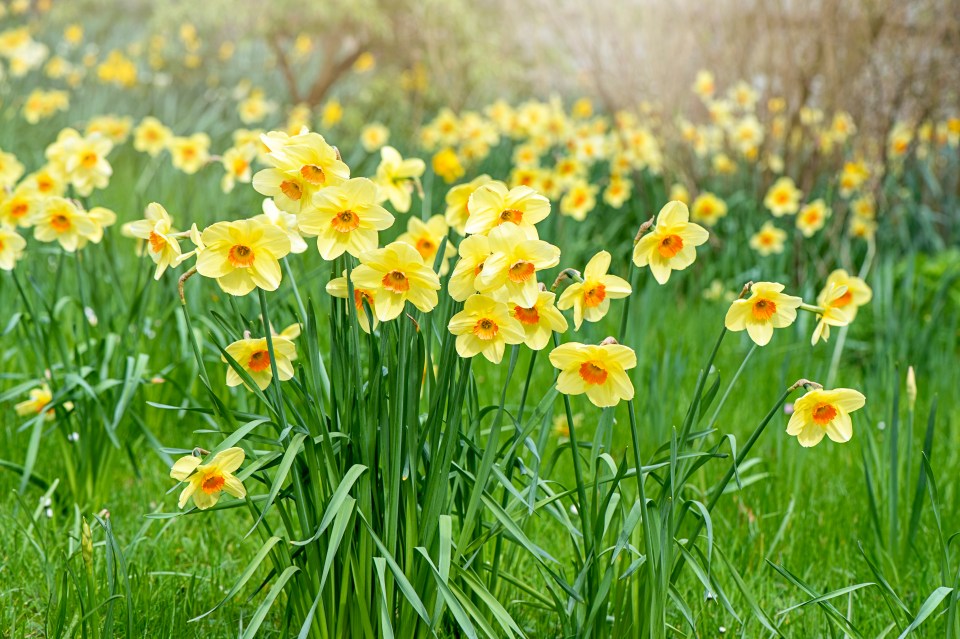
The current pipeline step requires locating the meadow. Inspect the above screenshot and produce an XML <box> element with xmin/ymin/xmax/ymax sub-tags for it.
<box><xmin>1</xmin><ymin>3</ymin><xmax>959</xmax><ymax>638</ymax></box>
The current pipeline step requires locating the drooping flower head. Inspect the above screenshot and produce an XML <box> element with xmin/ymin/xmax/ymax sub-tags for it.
<box><xmin>817</xmin><ymin>269</ymin><xmax>872</xmax><ymax>321</ymax></box>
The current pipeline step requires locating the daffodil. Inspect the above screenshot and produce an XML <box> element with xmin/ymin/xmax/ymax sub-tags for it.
<box><xmin>510</xmin><ymin>290</ymin><xmax>568</xmax><ymax>350</ymax></box>
<box><xmin>133</xmin><ymin>116</ymin><xmax>172</xmax><ymax>156</ymax></box>
<box><xmin>170</xmin><ymin>447</ymin><xmax>246</xmax><ymax>510</ymax></box>
<box><xmin>169</xmin><ymin>133</ymin><xmax>211</xmax><ymax>174</ymax></box>
<box><xmin>465</xmin><ymin>180</ymin><xmax>550</xmax><ymax>238</ymax></box>
<box><xmin>220</xmin><ymin>146</ymin><xmax>254</xmax><ymax>193</ymax></box>
<box><xmin>560</xmin><ymin>180</ymin><xmax>598</xmax><ymax>220</ymax></box>
<box><xmin>122</xmin><ymin>203</ymin><xmax>182</xmax><ymax>279</ymax></box>
<box><xmin>29</xmin><ymin>197</ymin><xmax>97</xmax><ymax>252</ymax></box>
<box><xmin>475</xmin><ymin>223</ymin><xmax>560</xmax><ymax>306</ymax></box>
<box><xmin>14</xmin><ymin>384</ymin><xmax>63</xmax><ymax>421</ymax></box>
<box><xmin>764</xmin><ymin>177</ymin><xmax>802</xmax><ymax>216</ymax></box>
<box><xmin>0</xmin><ymin>188</ymin><xmax>39</xmax><ymax>228</ymax></box>
<box><xmin>397</xmin><ymin>214</ymin><xmax>456</xmax><ymax>274</ymax></box>
<box><xmin>787</xmin><ymin>387</ymin><xmax>865</xmax><ymax>447</ymax></box>
<box><xmin>749</xmin><ymin>221</ymin><xmax>787</xmax><ymax>256</ymax></box>
<box><xmin>45</xmin><ymin>129</ymin><xmax>113</xmax><ymax>196</ymax></box>
<box><xmin>360</xmin><ymin>123</ymin><xmax>390</xmax><ymax>153</ymax></box>
<box><xmin>602</xmin><ymin>175</ymin><xmax>632</xmax><ymax>209</ymax></box>
<box><xmin>223</xmin><ymin>336</ymin><xmax>297</xmax><ymax>390</ymax></box>
<box><xmin>557</xmin><ymin>250</ymin><xmax>632</xmax><ymax>329</ymax></box>
<box><xmin>724</xmin><ymin>282</ymin><xmax>802</xmax><ymax>346</ymax></box>
<box><xmin>690</xmin><ymin>192</ymin><xmax>728</xmax><ymax>227</ymax></box>
<box><xmin>431</xmin><ymin>147</ymin><xmax>464</xmax><ymax>183</ymax></box>
<box><xmin>444</xmin><ymin>174</ymin><xmax>492</xmax><ymax>235</ymax></box>
<box><xmin>76</xmin><ymin>206</ymin><xmax>117</xmax><ymax>249</ymax></box>
<box><xmin>447</xmin><ymin>294</ymin><xmax>526</xmax><ymax>364</ymax></box>
<box><xmin>297</xmin><ymin>178</ymin><xmax>392</xmax><ymax>260</ymax></box>
<box><xmin>196</xmin><ymin>219</ymin><xmax>292</xmax><ymax>296</ymax></box>
<box><xmin>351</xmin><ymin>241</ymin><xmax>441</xmax><ymax>321</ymax></box>
<box><xmin>817</xmin><ymin>269</ymin><xmax>872</xmax><ymax>321</ymax></box>
<box><xmin>632</xmin><ymin>200</ymin><xmax>709</xmax><ymax>285</ymax></box>
<box><xmin>326</xmin><ymin>271</ymin><xmax>379</xmax><ymax>333</ymax></box>
<box><xmin>374</xmin><ymin>146</ymin><xmax>425</xmax><ymax>213</ymax></box>
<box><xmin>0</xmin><ymin>149</ymin><xmax>24</xmax><ymax>188</ymax></box>
<box><xmin>0</xmin><ymin>226</ymin><xmax>26</xmax><ymax>270</ymax></box>
<box><xmin>549</xmin><ymin>340</ymin><xmax>636</xmax><ymax>408</ymax></box>
<box><xmin>448</xmin><ymin>234</ymin><xmax>491</xmax><ymax>302</ymax></box>
<box><xmin>253</xmin><ymin>130</ymin><xmax>350</xmax><ymax>213</ymax></box>
<box><xmin>811</xmin><ymin>282</ymin><xmax>853</xmax><ymax>345</ymax></box>
<box><xmin>796</xmin><ymin>199</ymin><xmax>831</xmax><ymax>237</ymax></box>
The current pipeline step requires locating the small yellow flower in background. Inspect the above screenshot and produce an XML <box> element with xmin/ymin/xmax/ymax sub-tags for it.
<box><xmin>169</xmin><ymin>133</ymin><xmax>211</xmax><ymax>174</ymax></box>
<box><xmin>0</xmin><ymin>226</ymin><xmax>26</xmax><ymax>270</ymax></box>
<box><xmin>750</xmin><ymin>221</ymin><xmax>787</xmax><ymax>256</ymax></box>
<box><xmin>85</xmin><ymin>115</ymin><xmax>132</xmax><ymax>145</ymax></box>
<box><xmin>558</xmin><ymin>250</ymin><xmax>632</xmax><ymax>329</ymax></box>
<box><xmin>448</xmin><ymin>234</ymin><xmax>491</xmax><ymax>302</ymax></box>
<box><xmin>431</xmin><ymin>148</ymin><xmax>465</xmax><ymax>184</ymax></box>
<box><xmin>15</xmin><ymin>384</ymin><xmax>55</xmax><ymax>420</ymax></box>
<box><xmin>78</xmin><ymin>206</ymin><xmax>117</xmax><ymax>249</ymax></box>
<box><xmin>602</xmin><ymin>175</ymin><xmax>632</xmax><ymax>209</ymax></box>
<box><xmin>133</xmin><ymin>116</ymin><xmax>173</xmax><ymax>157</ymax></box>
<box><xmin>724</xmin><ymin>282</ymin><xmax>802</xmax><ymax>346</ymax></box>
<box><xmin>374</xmin><ymin>146</ymin><xmax>425</xmax><ymax>213</ymax></box>
<box><xmin>327</xmin><ymin>271</ymin><xmax>379</xmax><ymax>333</ymax></box>
<box><xmin>690</xmin><ymin>192</ymin><xmax>728</xmax><ymax>227</ymax></box>
<box><xmin>223</xmin><ymin>336</ymin><xmax>297</xmax><ymax>390</ymax></box>
<box><xmin>549</xmin><ymin>340</ymin><xmax>636</xmax><ymax>408</ymax></box>
<box><xmin>196</xmin><ymin>219</ymin><xmax>292</xmax><ymax>296</ymax></box>
<box><xmin>45</xmin><ymin>129</ymin><xmax>113</xmax><ymax>196</ymax></box>
<box><xmin>321</xmin><ymin>99</ymin><xmax>343</xmax><ymax>129</ymax></box>
<box><xmin>818</xmin><ymin>269</ymin><xmax>872</xmax><ymax>321</ymax></box>
<box><xmin>448</xmin><ymin>294</ymin><xmax>526</xmax><ymax>364</ymax></box>
<box><xmin>787</xmin><ymin>387</ymin><xmax>865</xmax><ymax>447</ymax></box>
<box><xmin>571</xmin><ymin>97</ymin><xmax>593</xmax><ymax>119</ymax></box>
<box><xmin>692</xmin><ymin>69</ymin><xmax>715</xmax><ymax>99</ymax></box>
<box><xmin>764</xmin><ymin>177</ymin><xmax>803</xmax><ymax>217</ymax></box>
<box><xmin>669</xmin><ymin>183</ymin><xmax>690</xmax><ymax>205</ymax></box>
<box><xmin>351</xmin><ymin>241</ymin><xmax>441</xmax><ymax>321</ymax></box>
<box><xmin>219</xmin><ymin>147</ymin><xmax>255</xmax><ymax>193</ymax></box>
<box><xmin>170</xmin><ymin>447</ymin><xmax>246</xmax><ymax>510</ymax></box>
<box><xmin>560</xmin><ymin>180</ymin><xmax>598</xmax><ymax>221</ymax></box>
<box><xmin>397</xmin><ymin>214</ymin><xmax>456</xmax><ymax>274</ymax></box>
<box><xmin>475</xmin><ymin>223</ymin><xmax>560</xmax><ymax>306</ymax></box>
<box><xmin>796</xmin><ymin>199</ymin><xmax>831</xmax><ymax>237</ymax></box>
<box><xmin>353</xmin><ymin>52</ymin><xmax>376</xmax><ymax>73</ymax></box>
<box><xmin>510</xmin><ymin>290</ymin><xmax>568</xmax><ymax>351</ymax></box>
<box><xmin>238</xmin><ymin>90</ymin><xmax>276</xmax><ymax>125</ymax></box>
<box><xmin>64</xmin><ymin>24</ymin><xmax>83</xmax><ymax>45</ymax></box>
<box><xmin>633</xmin><ymin>200</ymin><xmax>709</xmax><ymax>285</ymax></box>
<box><xmin>465</xmin><ymin>181</ymin><xmax>550</xmax><ymax>238</ymax></box>
<box><xmin>254</xmin><ymin>130</ymin><xmax>351</xmax><ymax>214</ymax></box>
<box><xmin>21</xmin><ymin>166</ymin><xmax>65</xmax><ymax>198</ymax></box>
<box><xmin>0</xmin><ymin>188</ymin><xmax>40</xmax><ymax>228</ymax></box>
<box><xmin>838</xmin><ymin>161</ymin><xmax>869</xmax><ymax>197</ymax></box>
<box><xmin>30</xmin><ymin>197</ymin><xmax>97</xmax><ymax>252</ymax></box>
<box><xmin>444</xmin><ymin>174</ymin><xmax>492</xmax><ymax>235</ymax></box>
<box><xmin>297</xmin><ymin>177</ymin><xmax>394</xmax><ymax>260</ymax></box>
<box><xmin>811</xmin><ymin>282</ymin><xmax>853</xmax><ymax>345</ymax></box>
<box><xmin>121</xmin><ymin>203</ymin><xmax>180</xmax><ymax>279</ymax></box>
<box><xmin>253</xmin><ymin>199</ymin><xmax>308</xmax><ymax>255</ymax></box>
<box><xmin>0</xmin><ymin>149</ymin><xmax>24</xmax><ymax>188</ymax></box>
<box><xmin>851</xmin><ymin>194</ymin><xmax>876</xmax><ymax>219</ymax></box>
<box><xmin>360</xmin><ymin>123</ymin><xmax>390</xmax><ymax>153</ymax></box>
<box><xmin>23</xmin><ymin>89</ymin><xmax>69</xmax><ymax>124</ymax></box>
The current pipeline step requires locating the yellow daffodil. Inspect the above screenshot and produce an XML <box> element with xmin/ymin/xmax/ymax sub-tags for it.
<box><xmin>21</xmin><ymin>166</ymin><xmax>65</xmax><ymax>197</ymax></box>
<box><xmin>196</xmin><ymin>219</ymin><xmax>292</xmax><ymax>296</ymax></box>
<box><xmin>351</xmin><ymin>241</ymin><xmax>441</xmax><ymax>321</ymax></box>
<box><xmin>764</xmin><ymin>177</ymin><xmax>802</xmax><ymax>216</ymax></box>
<box><xmin>724</xmin><ymin>282</ymin><xmax>802</xmax><ymax>346</ymax></box>
<box><xmin>690</xmin><ymin>192</ymin><xmax>728</xmax><ymax>227</ymax></box>
<box><xmin>796</xmin><ymin>199</ymin><xmax>831</xmax><ymax>237</ymax></box>
<box><xmin>30</xmin><ymin>197</ymin><xmax>97</xmax><ymax>252</ymax></box>
<box><xmin>253</xmin><ymin>198</ymin><xmax>307</xmax><ymax>254</ymax></box>
<box><xmin>15</xmin><ymin>384</ymin><xmax>57</xmax><ymax>420</ymax></box>
<box><xmin>787</xmin><ymin>387</ymin><xmax>865</xmax><ymax>447</ymax></box>
<box><xmin>444</xmin><ymin>174</ymin><xmax>492</xmax><ymax>235</ymax></box>
<box><xmin>122</xmin><ymin>203</ymin><xmax>181</xmax><ymax>279</ymax></box>
<box><xmin>45</xmin><ymin>129</ymin><xmax>113</xmax><ymax>196</ymax></box>
<box><xmin>374</xmin><ymin>146</ymin><xmax>425</xmax><ymax>213</ymax></box>
<box><xmin>818</xmin><ymin>269</ymin><xmax>872</xmax><ymax>321</ymax></box>
<box><xmin>510</xmin><ymin>290</ymin><xmax>568</xmax><ymax>350</ymax></box>
<box><xmin>169</xmin><ymin>133</ymin><xmax>211</xmax><ymax>174</ymax></box>
<box><xmin>170</xmin><ymin>447</ymin><xmax>246</xmax><ymax>510</ymax></box>
<box><xmin>692</xmin><ymin>69</ymin><xmax>715</xmax><ymax>99</ymax></box>
<box><xmin>397</xmin><ymin>214</ymin><xmax>456</xmax><ymax>274</ymax></box>
<box><xmin>0</xmin><ymin>150</ymin><xmax>24</xmax><ymax>188</ymax></box>
<box><xmin>749</xmin><ymin>221</ymin><xmax>787</xmax><ymax>256</ymax></box>
<box><xmin>475</xmin><ymin>223</ymin><xmax>560</xmax><ymax>306</ymax></box>
<box><xmin>298</xmin><ymin>177</ymin><xmax>393</xmax><ymax>260</ymax></box>
<box><xmin>223</xmin><ymin>336</ymin><xmax>297</xmax><ymax>390</ymax></box>
<box><xmin>558</xmin><ymin>250</ymin><xmax>632</xmax><ymax>329</ymax></box>
<box><xmin>0</xmin><ymin>188</ymin><xmax>40</xmax><ymax>228</ymax></box>
<box><xmin>0</xmin><ymin>226</ymin><xmax>26</xmax><ymax>270</ymax></box>
<box><xmin>326</xmin><ymin>270</ymin><xmax>379</xmax><ymax>333</ymax></box>
<box><xmin>447</xmin><ymin>294</ymin><xmax>526</xmax><ymax>364</ymax></box>
<box><xmin>77</xmin><ymin>206</ymin><xmax>117</xmax><ymax>249</ymax></box>
<box><xmin>432</xmin><ymin>147</ymin><xmax>465</xmax><ymax>184</ymax></box>
<box><xmin>560</xmin><ymin>180</ymin><xmax>599</xmax><ymax>221</ymax></box>
<box><xmin>448</xmin><ymin>234</ymin><xmax>491</xmax><ymax>302</ymax></box>
<box><xmin>632</xmin><ymin>201</ymin><xmax>709</xmax><ymax>284</ymax></box>
<box><xmin>811</xmin><ymin>282</ymin><xmax>853</xmax><ymax>345</ymax></box>
<box><xmin>360</xmin><ymin>123</ymin><xmax>390</xmax><ymax>153</ymax></box>
<box><xmin>465</xmin><ymin>180</ymin><xmax>550</xmax><ymax>238</ymax></box>
<box><xmin>254</xmin><ymin>130</ymin><xmax>350</xmax><ymax>214</ymax></box>
<box><xmin>549</xmin><ymin>340</ymin><xmax>636</xmax><ymax>408</ymax></box>
<box><xmin>133</xmin><ymin>116</ymin><xmax>172</xmax><ymax>156</ymax></box>
<box><xmin>602</xmin><ymin>175</ymin><xmax>632</xmax><ymax>209</ymax></box>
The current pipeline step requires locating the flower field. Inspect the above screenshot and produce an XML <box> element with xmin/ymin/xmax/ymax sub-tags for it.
<box><xmin>1</xmin><ymin>2</ymin><xmax>959</xmax><ymax>637</ymax></box>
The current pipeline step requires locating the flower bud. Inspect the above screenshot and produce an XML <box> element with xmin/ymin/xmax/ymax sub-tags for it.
<box><xmin>906</xmin><ymin>366</ymin><xmax>917</xmax><ymax>411</ymax></box>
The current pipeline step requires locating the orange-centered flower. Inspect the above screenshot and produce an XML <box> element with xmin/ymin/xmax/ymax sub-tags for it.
<box><xmin>228</xmin><ymin>244</ymin><xmax>255</xmax><ymax>267</ymax></box>
<box><xmin>382</xmin><ymin>270</ymin><xmax>411</xmax><ymax>293</ymax></box>
<box><xmin>578</xmin><ymin>361</ymin><xmax>608</xmax><ymax>385</ymax></box>
<box><xmin>331</xmin><ymin>210</ymin><xmax>360</xmax><ymax>233</ymax></box>
<box><xmin>473</xmin><ymin>317</ymin><xmax>500</xmax><ymax>340</ymax></box>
